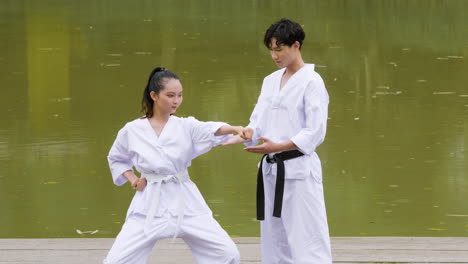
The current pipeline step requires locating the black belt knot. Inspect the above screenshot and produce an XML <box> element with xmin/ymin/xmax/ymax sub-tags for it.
<box><xmin>256</xmin><ymin>149</ymin><xmax>304</xmax><ymax>220</ymax></box>
<box><xmin>265</xmin><ymin>155</ymin><xmax>277</xmax><ymax>163</ymax></box>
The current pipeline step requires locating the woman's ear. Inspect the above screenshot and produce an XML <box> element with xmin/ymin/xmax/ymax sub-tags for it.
<box><xmin>150</xmin><ymin>91</ymin><xmax>158</xmax><ymax>101</ymax></box>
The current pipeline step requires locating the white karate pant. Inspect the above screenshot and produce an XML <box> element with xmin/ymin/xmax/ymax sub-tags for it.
<box><xmin>260</xmin><ymin>171</ymin><xmax>332</xmax><ymax>264</ymax></box>
<box><xmin>103</xmin><ymin>213</ymin><xmax>240</xmax><ymax>264</ymax></box>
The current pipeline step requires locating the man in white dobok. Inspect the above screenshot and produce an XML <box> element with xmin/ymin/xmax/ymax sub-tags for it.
<box><xmin>231</xmin><ymin>18</ymin><xmax>333</xmax><ymax>263</ymax></box>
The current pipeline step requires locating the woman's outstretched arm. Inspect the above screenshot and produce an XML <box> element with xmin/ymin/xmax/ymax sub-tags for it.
<box><xmin>214</xmin><ymin>125</ymin><xmax>244</xmax><ymax>136</ymax></box>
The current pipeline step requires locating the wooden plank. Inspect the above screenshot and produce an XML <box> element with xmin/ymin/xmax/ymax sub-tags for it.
<box><xmin>331</xmin><ymin>237</ymin><xmax>468</xmax><ymax>250</ymax></box>
<box><xmin>2</xmin><ymin>237</ymin><xmax>466</xmax><ymax>250</ymax></box>
<box><xmin>0</xmin><ymin>237</ymin><xmax>467</xmax><ymax>264</ymax></box>
<box><xmin>333</xmin><ymin>249</ymin><xmax>468</xmax><ymax>262</ymax></box>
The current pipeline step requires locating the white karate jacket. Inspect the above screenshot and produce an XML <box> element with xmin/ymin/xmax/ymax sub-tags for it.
<box><xmin>246</xmin><ymin>64</ymin><xmax>329</xmax><ymax>181</ymax></box>
<box><xmin>108</xmin><ymin>116</ymin><xmax>229</xmax><ymax>217</ymax></box>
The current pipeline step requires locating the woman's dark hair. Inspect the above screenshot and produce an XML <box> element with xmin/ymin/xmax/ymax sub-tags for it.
<box><xmin>141</xmin><ymin>67</ymin><xmax>179</xmax><ymax>118</ymax></box>
<box><xmin>264</xmin><ymin>18</ymin><xmax>305</xmax><ymax>50</ymax></box>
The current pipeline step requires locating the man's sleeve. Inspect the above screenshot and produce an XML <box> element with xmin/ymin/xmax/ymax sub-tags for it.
<box><xmin>291</xmin><ymin>78</ymin><xmax>329</xmax><ymax>155</ymax></box>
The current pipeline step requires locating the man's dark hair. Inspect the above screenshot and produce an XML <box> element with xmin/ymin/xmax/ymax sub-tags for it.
<box><xmin>264</xmin><ymin>18</ymin><xmax>305</xmax><ymax>49</ymax></box>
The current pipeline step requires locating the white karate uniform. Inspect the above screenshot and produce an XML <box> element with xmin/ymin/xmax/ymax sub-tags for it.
<box><xmin>104</xmin><ymin>116</ymin><xmax>240</xmax><ymax>264</ymax></box>
<box><xmin>246</xmin><ymin>64</ymin><xmax>332</xmax><ymax>263</ymax></box>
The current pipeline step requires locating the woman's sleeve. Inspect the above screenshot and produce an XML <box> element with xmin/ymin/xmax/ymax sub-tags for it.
<box><xmin>187</xmin><ymin>116</ymin><xmax>231</xmax><ymax>159</ymax></box>
<box><xmin>107</xmin><ymin>125</ymin><xmax>134</xmax><ymax>186</ymax></box>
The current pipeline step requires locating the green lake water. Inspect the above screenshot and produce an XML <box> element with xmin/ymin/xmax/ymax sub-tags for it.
<box><xmin>0</xmin><ymin>0</ymin><xmax>467</xmax><ymax>238</ymax></box>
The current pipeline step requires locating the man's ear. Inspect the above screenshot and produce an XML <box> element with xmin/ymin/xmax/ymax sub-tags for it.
<box><xmin>294</xmin><ymin>41</ymin><xmax>301</xmax><ymax>50</ymax></box>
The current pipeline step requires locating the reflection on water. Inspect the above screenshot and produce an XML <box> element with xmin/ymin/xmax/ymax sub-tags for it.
<box><xmin>0</xmin><ymin>0</ymin><xmax>467</xmax><ymax>238</ymax></box>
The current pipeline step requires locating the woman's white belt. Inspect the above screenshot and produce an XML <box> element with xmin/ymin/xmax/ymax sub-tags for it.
<box><xmin>141</xmin><ymin>170</ymin><xmax>189</xmax><ymax>239</ymax></box>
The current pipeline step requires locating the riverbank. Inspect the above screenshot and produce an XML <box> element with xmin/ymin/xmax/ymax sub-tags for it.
<box><xmin>1</xmin><ymin>237</ymin><xmax>467</xmax><ymax>263</ymax></box>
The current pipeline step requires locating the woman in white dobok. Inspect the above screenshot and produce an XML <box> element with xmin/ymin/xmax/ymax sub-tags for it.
<box><xmin>103</xmin><ymin>67</ymin><xmax>241</xmax><ymax>264</ymax></box>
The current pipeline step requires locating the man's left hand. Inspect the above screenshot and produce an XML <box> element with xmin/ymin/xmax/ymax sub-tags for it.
<box><xmin>244</xmin><ymin>137</ymin><xmax>279</xmax><ymax>154</ymax></box>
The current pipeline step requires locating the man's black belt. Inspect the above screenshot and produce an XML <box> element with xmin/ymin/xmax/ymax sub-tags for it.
<box><xmin>256</xmin><ymin>149</ymin><xmax>304</xmax><ymax>220</ymax></box>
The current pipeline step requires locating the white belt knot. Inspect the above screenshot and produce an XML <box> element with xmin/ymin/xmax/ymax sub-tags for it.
<box><xmin>141</xmin><ymin>170</ymin><xmax>189</xmax><ymax>240</ymax></box>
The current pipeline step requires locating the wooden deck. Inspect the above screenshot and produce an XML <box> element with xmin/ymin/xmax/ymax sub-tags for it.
<box><xmin>0</xmin><ymin>237</ymin><xmax>467</xmax><ymax>263</ymax></box>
